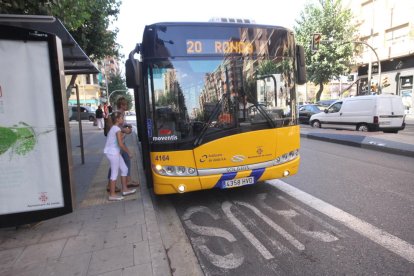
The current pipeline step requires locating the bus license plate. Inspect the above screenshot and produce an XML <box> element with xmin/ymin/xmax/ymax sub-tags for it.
<box><xmin>224</xmin><ymin>177</ymin><xmax>254</xmax><ymax>188</ymax></box>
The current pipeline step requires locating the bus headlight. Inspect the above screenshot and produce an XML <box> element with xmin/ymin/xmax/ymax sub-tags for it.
<box><xmin>177</xmin><ymin>166</ymin><xmax>186</xmax><ymax>175</ymax></box>
<box><xmin>166</xmin><ymin>166</ymin><xmax>175</xmax><ymax>174</ymax></box>
<box><xmin>153</xmin><ymin>164</ymin><xmax>197</xmax><ymax>176</ymax></box>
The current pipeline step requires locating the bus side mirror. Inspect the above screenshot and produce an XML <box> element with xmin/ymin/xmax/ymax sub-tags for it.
<box><xmin>126</xmin><ymin>58</ymin><xmax>141</xmax><ymax>88</ymax></box>
<box><xmin>296</xmin><ymin>45</ymin><xmax>307</xmax><ymax>85</ymax></box>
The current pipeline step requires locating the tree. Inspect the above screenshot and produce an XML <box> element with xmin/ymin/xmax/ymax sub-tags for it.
<box><xmin>108</xmin><ymin>74</ymin><xmax>132</xmax><ymax>109</ymax></box>
<box><xmin>294</xmin><ymin>0</ymin><xmax>357</xmax><ymax>102</ymax></box>
<box><xmin>0</xmin><ymin>0</ymin><xmax>121</xmax><ymax>60</ymax></box>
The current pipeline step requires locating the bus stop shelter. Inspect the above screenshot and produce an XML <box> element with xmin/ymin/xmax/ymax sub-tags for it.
<box><xmin>0</xmin><ymin>14</ymin><xmax>98</xmax><ymax>227</ymax></box>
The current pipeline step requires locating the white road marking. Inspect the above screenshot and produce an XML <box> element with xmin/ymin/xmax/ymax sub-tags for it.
<box><xmin>267</xmin><ymin>179</ymin><xmax>414</xmax><ymax>263</ymax></box>
<box><xmin>235</xmin><ymin>201</ymin><xmax>305</xmax><ymax>251</ymax></box>
<box><xmin>222</xmin><ymin>201</ymin><xmax>274</xmax><ymax>260</ymax></box>
<box><xmin>276</xmin><ymin>209</ymin><xmax>338</xmax><ymax>242</ymax></box>
<box><xmin>183</xmin><ymin>206</ymin><xmax>244</xmax><ymax>269</ymax></box>
<box><xmin>182</xmin><ymin>206</ymin><xmax>220</xmax><ymax>220</ymax></box>
<box><xmin>277</xmin><ymin>195</ymin><xmax>346</xmax><ymax>238</ymax></box>
<box><xmin>192</xmin><ymin>236</ymin><xmax>244</xmax><ymax>269</ymax></box>
<box><xmin>183</xmin><ymin>206</ymin><xmax>236</xmax><ymax>242</ymax></box>
<box><xmin>257</xmin><ymin>193</ymin><xmax>339</xmax><ymax>242</ymax></box>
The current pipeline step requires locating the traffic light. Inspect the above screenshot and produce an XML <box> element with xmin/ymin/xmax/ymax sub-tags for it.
<box><xmin>312</xmin><ymin>33</ymin><xmax>322</xmax><ymax>51</ymax></box>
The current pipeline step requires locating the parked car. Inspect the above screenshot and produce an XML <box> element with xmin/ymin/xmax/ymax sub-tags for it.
<box><xmin>316</xmin><ymin>99</ymin><xmax>338</xmax><ymax>107</ymax></box>
<box><xmin>298</xmin><ymin>104</ymin><xmax>322</xmax><ymax>124</ymax></box>
<box><xmin>309</xmin><ymin>95</ymin><xmax>406</xmax><ymax>133</ymax></box>
<box><xmin>69</xmin><ymin>105</ymin><xmax>96</xmax><ymax>121</ymax></box>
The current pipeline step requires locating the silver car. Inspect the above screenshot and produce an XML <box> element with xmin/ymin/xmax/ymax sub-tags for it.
<box><xmin>69</xmin><ymin>105</ymin><xmax>96</xmax><ymax>121</ymax></box>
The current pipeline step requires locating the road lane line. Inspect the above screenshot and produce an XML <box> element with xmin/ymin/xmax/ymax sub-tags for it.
<box><xmin>222</xmin><ymin>201</ymin><xmax>274</xmax><ymax>260</ymax></box>
<box><xmin>267</xmin><ymin>179</ymin><xmax>414</xmax><ymax>263</ymax></box>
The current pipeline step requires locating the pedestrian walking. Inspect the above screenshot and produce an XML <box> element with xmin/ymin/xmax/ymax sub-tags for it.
<box><xmin>104</xmin><ymin>111</ymin><xmax>136</xmax><ymax>201</ymax></box>
<box><xmin>95</xmin><ymin>105</ymin><xmax>104</xmax><ymax>130</ymax></box>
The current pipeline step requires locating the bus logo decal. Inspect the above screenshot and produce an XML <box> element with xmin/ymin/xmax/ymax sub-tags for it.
<box><xmin>231</xmin><ymin>155</ymin><xmax>245</xmax><ymax>163</ymax></box>
<box><xmin>200</xmin><ymin>154</ymin><xmax>208</xmax><ymax>162</ymax></box>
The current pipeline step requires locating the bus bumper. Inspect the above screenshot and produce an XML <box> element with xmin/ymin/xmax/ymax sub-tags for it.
<box><xmin>152</xmin><ymin>157</ymin><xmax>300</xmax><ymax>195</ymax></box>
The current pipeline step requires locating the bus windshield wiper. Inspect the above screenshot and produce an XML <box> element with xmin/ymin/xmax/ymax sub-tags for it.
<box><xmin>193</xmin><ymin>95</ymin><xmax>226</xmax><ymax>147</ymax></box>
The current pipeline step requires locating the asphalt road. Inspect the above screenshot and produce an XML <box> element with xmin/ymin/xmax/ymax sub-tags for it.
<box><xmin>169</xmin><ymin>138</ymin><xmax>414</xmax><ymax>275</ymax></box>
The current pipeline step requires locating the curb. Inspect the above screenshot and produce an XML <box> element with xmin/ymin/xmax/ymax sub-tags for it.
<box><xmin>301</xmin><ymin>133</ymin><xmax>414</xmax><ymax>158</ymax></box>
<box><xmin>132</xmin><ymin>132</ymin><xmax>203</xmax><ymax>276</ymax></box>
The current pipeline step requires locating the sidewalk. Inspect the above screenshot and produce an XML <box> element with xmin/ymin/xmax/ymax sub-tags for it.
<box><xmin>0</xmin><ymin>123</ymin><xmax>202</xmax><ymax>276</ymax></box>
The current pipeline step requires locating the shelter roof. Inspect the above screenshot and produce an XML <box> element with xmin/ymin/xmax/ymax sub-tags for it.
<box><xmin>0</xmin><ymin>14</ymin><xmax>99</xmax><ymax>75</ymax></box>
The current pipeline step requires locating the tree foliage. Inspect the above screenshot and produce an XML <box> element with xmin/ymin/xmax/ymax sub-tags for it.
<box><xmin>0</xmin><ymin>0</ymin><xmax>121</xmax><ymax>60</ymax></box>
<box><xmin>108</xmin><ymin>74</ymin><xmax>132</xmax><ymax>109</ymax></box>
<box><xmin>294</xmin><ymin>0</ymin><xmax>357</xmax><ymax>101</ymax></box>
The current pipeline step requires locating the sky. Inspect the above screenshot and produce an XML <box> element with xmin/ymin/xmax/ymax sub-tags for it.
<box><xmin>114</xmin><ymin>0</ymin><xmax>309</xmax><ymax>60</ymax></box>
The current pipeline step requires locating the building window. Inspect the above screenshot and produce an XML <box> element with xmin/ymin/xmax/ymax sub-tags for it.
<box><xmin>385</xmin><ymin>24</ymin><xmax>409</xmax><ymax>46</ymax></box>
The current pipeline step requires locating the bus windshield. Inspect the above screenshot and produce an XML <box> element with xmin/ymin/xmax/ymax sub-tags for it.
<box><xmin>147</xmin><ymin>57</ymin><xmax>297</xmax><ymax>146</ymax></box>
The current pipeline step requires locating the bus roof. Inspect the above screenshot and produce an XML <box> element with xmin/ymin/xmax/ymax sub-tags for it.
<box><xmin>144</xmin><ymin>21</ymin><xmax>290</xmax><ymax>32</ymax></box>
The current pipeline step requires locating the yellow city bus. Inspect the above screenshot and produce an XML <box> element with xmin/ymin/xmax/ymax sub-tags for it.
<box><xmin>126</xmin><ymin>22</ymin><xmax>306</xmax><ymax>195</ymax></box>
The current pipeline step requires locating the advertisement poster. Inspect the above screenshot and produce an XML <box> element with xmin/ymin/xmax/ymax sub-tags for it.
<box><xmin>0</xmin><ymin>39</ymin><xmax>64</xmax><ymax>215</ymax></box>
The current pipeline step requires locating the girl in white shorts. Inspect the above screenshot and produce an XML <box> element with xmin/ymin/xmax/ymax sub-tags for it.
<box><xmin>103</xmin><ymin>111</ymin><xmax>136</xmax><ymax>201</ymax></box>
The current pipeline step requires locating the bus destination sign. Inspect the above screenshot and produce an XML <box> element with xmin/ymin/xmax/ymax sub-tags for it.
<box><xmin>186</xmin><ymin>39</ymin><xmax>253</xmax><ymax>55</ymax></box>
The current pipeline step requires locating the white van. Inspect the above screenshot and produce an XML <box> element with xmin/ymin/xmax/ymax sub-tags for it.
<box><xmin>309</xmin><ymin>95</ymin><xmax>406</xmax><ymax>133</ymax></box>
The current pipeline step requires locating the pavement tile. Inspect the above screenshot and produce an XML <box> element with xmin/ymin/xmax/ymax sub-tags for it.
<box><xmin>116</xmin><ymin>211</ymin><xmax>145</xmax><ymax>228</ymax></box>
<box><xmin>124</xmin><ymin>198</ymin><xmax>143</xmax><ymax>215</ymax></box>
<box><xmin>59</xmin><ymin>207</ymin><xmax>95</xmax><ymax>224</ymax></box>
<box><xmin>146</xmin><ymin>222</ymin><xmax>160</xmax><ymax>235</ymax></box>
<box><xmin>152</xmin><ymin>262</ymin><xmax>171</xmax><ymax>276</ymax></box>
<box><xmin>32</xmin><ymin>216</ymin><xmax>63</xmax><ymax>229</ymax></box>
<box><xmin>39</xmin><ymin>221</ymin><xmax>83</xmax><ymax>242</ymax></box>
<box><xmin>80</xmin><ymin>216</ymin><xmax>118</xmax><ymax>234</ymax></box>
<box><xmin>0</xmin><ymin>247</ymin><xmax>23</xmax><ymax>272</ymax></box>
<box><xmin>97</xmin><ymin>270</ymin><xmax>122</xmax><ymax>276</ymax></box>
<box><xmin>87</xmin><ymin>244</ymin><xmax>134</xmax><ymax>275</ymax></box>
<box><xmin>0</xmin><ymin>228</ymin><xmax>43</xmax><ymax>250</ymax></box>
<box><xmin>93</xmin><ymin>203</ymin><xmax>125</xmax><ymax>220</ymax></box>
<box><xmin>43</xmin><ymin>251</ymin><xmax>92</xmax><ymax>276</ymax></box>
<box><xmin>133</xmin><ymin>240</ymin><xmax>151</xmax><ymax>265</ymax></box>
<box><xmin>147</xmin><ymin>230</ymin><xmax>162</xmax><ymax>242</ymax></box>
<box><xmin>103</xmin><ymin>225</ymin><xmax>143</xmax><ymax>249</ymax></box>
<box><xmin>123</xmin><ymin>263</ymin><xmax>153</xmax><ymax>276</ymax></box>
<box><xmin>141</xmin><ymin>225</ymin><xmax>148</xmax><ymax>241</ymax></box>
<box><xmin>61</xmin><ymin>232</ymin><xmax>105</xmax><ymax>257</ymax></box>
<box><xmin>14</xmin><ymin>239</ymin><xmax>67</xmax><ymax>266</ymax></box>
<box><xmin>2</xmin><ymin>260</ymin><xmax>46</xmax><ymax>276</ymax></box>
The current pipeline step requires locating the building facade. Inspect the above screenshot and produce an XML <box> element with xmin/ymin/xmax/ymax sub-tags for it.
<box><xmin>347</xmin><ymin>0</ymin><xmax>414</xmax><ymax>112</ymax></box>
<box><xmin>67</xmin><ymin>56</ymin><xmax>122</xmax><ymax>109</ymax></box>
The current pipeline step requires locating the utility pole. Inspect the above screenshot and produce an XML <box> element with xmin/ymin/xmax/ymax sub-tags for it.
<box><xmin>351</xmin><ymin>41</ymin><xmax>381</xmax><ymax>94</ymax></box>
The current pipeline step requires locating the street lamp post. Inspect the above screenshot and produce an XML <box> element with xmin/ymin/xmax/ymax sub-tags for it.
<box><xmin>108</xmin><ymin>89</ymin><xmax>129</xmax><ymax>106</ymax></box>
<box><xmin>320</xmin><ymin>37</ymin><xmax>382</xmax><ymax>94</ymax></box>
<box><xmin>344</xmin><ymin>41</ymin><xmax>381</xmax><ymax>94</ymax></box>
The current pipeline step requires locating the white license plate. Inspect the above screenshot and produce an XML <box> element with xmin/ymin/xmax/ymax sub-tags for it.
<box><xmin>224</xmin><ymin>177</ymin><xmax>255</xmax><ymax>188</ymax></box>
